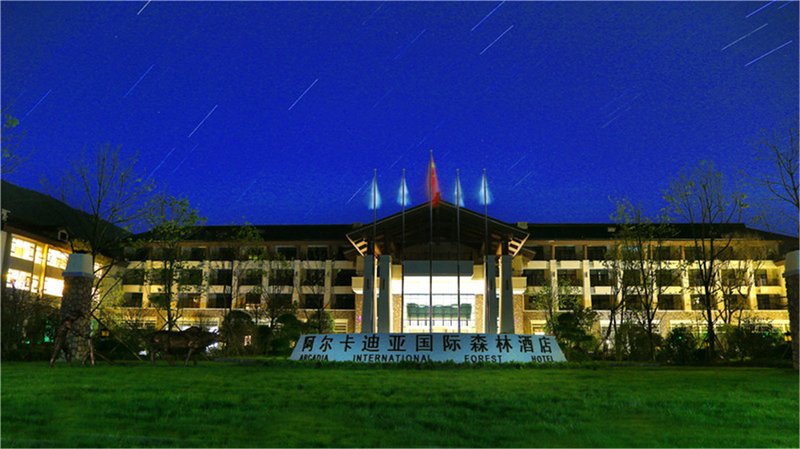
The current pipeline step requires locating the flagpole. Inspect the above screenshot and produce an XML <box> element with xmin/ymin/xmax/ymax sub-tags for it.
<box><xmin>371</xmin><ymin>168</ymin><xmax>377</xmax><ymax>334</ymax></box>
<box><xmin>483</xmin><ymin>169</ymin><xmax>489</xmax><ymax>334</ymax></box>
<box><xmin>401</xmin><ymin>168</ymin><xmax>406</xmax><ymax>333</ymax></box>
<box><xmin>456</xmin><ymin>168</ymin><xmax>461</xmax><ymax>334</ymax></box>
<box><xmin>428</xmin><ymin>151</ymin><xmax>434</xmax><ymax>334</ymax></box>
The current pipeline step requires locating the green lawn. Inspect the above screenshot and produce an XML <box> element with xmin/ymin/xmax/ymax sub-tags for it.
<box><xmin>1</xmin><ymin>362</ymin><xmax>797</xmax><ymax>447</ymax></box>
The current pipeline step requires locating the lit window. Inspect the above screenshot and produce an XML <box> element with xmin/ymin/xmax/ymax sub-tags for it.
<box><xmin>5</xmin><ymin>269</ymin><xmax>32</xmax><ymax>290</ymax></box>
<box><xmin>43</xmin><ymin>277</ymin><xmax>64</xmax><ymax>297</ymax></box>
<box><xmin>46</xmin><ymin>249</ymin><xmax>69</xmax><ymax>269</ymax></box>
<box><xmin>10</xmin><ymin>238</ymin><xmax>36</xmax><ymax>261</ymax></box>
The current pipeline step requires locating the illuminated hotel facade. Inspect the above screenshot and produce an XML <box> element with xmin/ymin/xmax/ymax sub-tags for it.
<box><xmin>2</xmin><ymin>180</ymin><xmax>794</xmax><ymax>337</ymax></box>
<box><xmin>113</xmin><ymin>201</ymin><xmax>793</xmax><ymax>336</ymax></box>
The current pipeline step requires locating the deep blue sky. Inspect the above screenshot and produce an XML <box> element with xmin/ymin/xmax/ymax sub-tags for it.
<box><xmin>2</xmin><ymin>1</ymin><xmax>798</xmax><ymax>232</ymax></box>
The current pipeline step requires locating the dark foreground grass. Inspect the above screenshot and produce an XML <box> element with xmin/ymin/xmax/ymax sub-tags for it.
<box><xmin>1</xmin><ymin>361</ymin><xmax>797</xmax><ymax>448</ymax></box>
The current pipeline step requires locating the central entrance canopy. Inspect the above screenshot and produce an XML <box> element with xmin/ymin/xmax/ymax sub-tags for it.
<box><xmin>346</xmin><ymin>200</ymin><xmax>530</xmax><ymax>260</ymax></box>
<box><xmin>346</xmin><ymin>200</ymin><xmax>530</xmax><ymax>334</ymax></box>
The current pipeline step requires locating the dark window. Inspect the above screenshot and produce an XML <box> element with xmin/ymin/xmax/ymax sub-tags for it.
<box><xmin>724</xmin><ymin>295</ymin><xmax>749</xmax><ymax>310</ymax></box>
<box><xmin>333</xmin><ymin>294</ymin><xmax>355</xmax><ymax>310</ymax></box>
<box><xmin>273</xmin><ymin>294</ymin><xmax>293</xmax><ymax>308</ymax></box>
<box><xmin>178</xmin><ymin>293</ymin><xmax>201</xmax><ymax>308</ymax></box>
<box><xmin>123</xmin><ymin>269</ymin><xmax>145</xmax><ymax>285</ymax></box>
<box><xmin>124</xmin><ymin>247</ymin><xmax>149</xmax><ymax>261</ymax></box>
<box><xmin>689</xmin><ymin>269</ymin><xmax>703</xmax><ymax>287</ymax></box>
<box><xmin>122</xmin><ymin>292</ymin><xmax>143</xmax><ymax>307</ymax></box>
<box><xmin>276</xmin><ymin>246</ymin><xmax>297</xmax><ymax>259</ymax></box>
<box><xmin>717</xmin><ymin>247</ymin><xmax>734</xmax><ymax>261</ymax></box>
<box><xmin>240</xmin><ymin>269</ymin><xmax>263</xmax><ymax>286</ymax></box>
<box><xmin>211</xmin><ymin>247</ymin><xmax>236</xmax><ymax>260</ymax></box>
<box><xmin>523</xmin><ymin>269</ymin><xmax>546</xmax><ymax>286</ymax></box>
<box><xmin>271</xmin><ymin>269</ymin><xmax>294</xmax><ymax>285</ymax></box>
<box><xmin>658</xmin><ymin>294</ymin><xmax>681</xmax><ymax>310</ymax></box>
<box><xmin>590</xmin><ymin>270</ymin><xmax>611</xmax><ymax>286</ymax></box>
<box><xmin>334</xmin><ymin>269</ymin><xmax>356</xmax><ymax>286</ymax></box>
<box><xmin>148</xmin><ymin>293</ymin><xmax>168</xmax><ymax>308</ymax></box>
<box><xmin>587</xmin><ymin>246</ymin><xmax>607</xmax><ymax>260</ymax></box>
<box><xmin>657</xmin><ymin>269</ymin><xmax>680</xmax><ymax>287</ymax></box>
<box><xmin>303</xmin><ymin>269</ymin><xmax>325</xmax><ymax>286</ymax></box>
<box><xmin>211</xmin><ymin>269</ymin><xmax>232</xmax><ymax>285</ymax></box>
<box><xmin>655</xmin><ymin>246</ymin><xmax>675</xmax><ymax>260</ymax></box>
<box><xmin>555</xmin><ymin>246</ymin><xmax>578</xmax><ymax>261</ymax></box>
<box><xmin>557</xmin><ymin>269</ymin><xmax>579</xmax><ymax>285</ymax></box>
<box><xmin>527</xmin><ymin>245</ymin><xmax>547</xmax><ymax>261</ymax></box>
<box><xmin>244</xmin><ymin>293</ymin><xmax>261</xmax><ymax>305</ymax></box>
<box><xmin>691</xmin><ymin>295</ymin><xmax>709</xmax><ymax>311</ymax></box>
<box><xmin>623</xmin><ymin>270</ymin><xmax>642</xmax><ymax>286</ymax></box>
<box><xmin>180</xmin><ymin>269</ymin><xmax>204</xmax><ymax>285</ymax></box>
<box><xmin>591</xmin><ymin>295</ymin><xmax>611</xmax><ymax>310</ymax></box>
<box><xmin>627</xmin><ymin>295</ymin><xmax>646</xmax><ymax>310</ymax></box>
<box><xmin>757</xmin><ymin>295</ymin><xmax>785</xmax><ymax>310</ymax></box>
<box><xmin>149</xmin><ymin>269</ymin><xmax>170</xmax><ymax>285</ymax></box>
<box><xmin>685</xmin><ymin>246</ymin><xmax>703</xmax><ymax>261</ymax></box>
<box><xmin>306</xmin><ymin>246</ymin><xmax>329</xmax><ymax>261</ymax></box>
<box><xmin>182</xmin><ymin>247</ymin><xmax>207</xmax><ymax>261</ymax></box>
<box><xmin>208</xmin><ymin>293</ymin><xmax>232</xmax><ymax>309</ymax></box>
<box><xmin>303</xmin><ymin>294</ymin><xmax>324</xmax><ymax>309</ymax></box>
<box><xmin>755</xmin><ymin>270</ymin><xmax>779</xmax><ymax>286</ymax></box>
<box><xmin>151</xmin><ymin>247</ymin><xmax>176</xmax><ymax>261</ymax></box>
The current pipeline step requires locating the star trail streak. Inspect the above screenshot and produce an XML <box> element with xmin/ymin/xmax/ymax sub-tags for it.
<box><xmin>721</xmin><ymin>24</ymin><xmax>768</xmax><ymax>51</ymax></box>
<box><xmin>745</xmin><ymin>40</ymin><xmax>793</xmax><ymax>66</ymax></box>
<box><xmin>288</xmin><ymin>79</ymin><xmax>319</xmax><ymax>111</ymax></box>
<box><xmin>479</xmin><ymin>25</ymin><xmax>514</xmax><ymax>55</ymax></box>
<box><xmin>187</xmin><ymin>105</ymin><xmax>218</xmax><ymax>138</ymax></box>
<box><xmin>22</xmin><ymin>89</ymin><xmax>51</xmax><ymax>118</ymax></box>
<box><xmin>471</xmin><ymin>1</ymin><xmax>505</xmax><ymax>32</ymax></box>
<box><xmin>123</xmin><ymin>64</ymin><xmax>155</xmax><ymax>98</ymax></box>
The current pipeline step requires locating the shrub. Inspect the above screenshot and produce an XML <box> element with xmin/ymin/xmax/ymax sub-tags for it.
<box><xmin>1</xmin><ymin>286</ymin><xmax>60</xmax><ymax>361</ymax></box>
<box><xmin>661</xmin><ymin>326</ymin><xmax>699</xmax><ymax>364</ymax></box>
<box><xmin>720</xmin><ymin>320</ymin><xmax>787</xmax><ymax>361</ymax></box>
<box><xmin>614</xmin><ymin>322</ymin><xmax>663</xmax><ymax>362</ymax></box>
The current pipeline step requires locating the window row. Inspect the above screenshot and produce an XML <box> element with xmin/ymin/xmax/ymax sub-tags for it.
<box><xmin>124</xmin><ymin>245</ymin><xmax>347</xmax><ymax>262</ymax></box>
<box><xmin>120</xmin><ymin>292</ymin><xmax>356</xmax><ymax>310</ymax></box>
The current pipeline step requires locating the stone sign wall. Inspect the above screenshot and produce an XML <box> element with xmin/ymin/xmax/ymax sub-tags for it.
<box><xmin>290</xmin><ymin>333</ymin><xmax>567</xmax><ymax>363</ymax></box>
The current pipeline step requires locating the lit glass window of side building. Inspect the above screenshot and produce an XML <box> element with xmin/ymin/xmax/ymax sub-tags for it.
<box><xmin>5</xmin><ymin>269</ymin><xmax>33</xmax><ymax>290</ymax></box>
<box><xmin>10</xmin><ymin>238</ymin><xmax>37</xmax><ymax>261</ymax></box>
<box><xmin>43</xmin><ymin>277</ymin><xmax>64</xmax><ymax>297</ymax></box>
<box><xmin>46</xmin><ymin>248</ymin><xmax>69</xmax><ymax>269</ymax></box>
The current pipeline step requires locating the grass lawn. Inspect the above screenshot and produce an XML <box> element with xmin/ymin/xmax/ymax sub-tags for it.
<box><xmin>1</xmin><ymin>361</ymin><xmax>797</xmax><ymax>447</ymax></box>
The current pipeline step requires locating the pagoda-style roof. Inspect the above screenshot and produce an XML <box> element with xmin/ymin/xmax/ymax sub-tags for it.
<box><xmin>346</xmin><ymin>200</ymin><xmax>529</xmax><ymax>260</ymax></box>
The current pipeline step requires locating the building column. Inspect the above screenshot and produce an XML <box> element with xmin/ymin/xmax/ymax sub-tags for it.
<box><xmin>581</xmin><ymin>259</ymin><xmax>592</xmax><ymax>309</ymax></box>
<box><xmin>377</xmin><ymin>255</ymin><xmax>391</xmax><ymax>333</ymax></box>
<box><xmin>60</xmin><ymin>253</ymin><xmax>95</xmax><ymax>363</ymax></box>
<box><xmin>362</xmin><ymin>255</ymin><xmax>376</xmax><ymax>333</ymax></box>
<box><xmin>485</xmin><ymin>256</ymin><xmax>498</xmax><ymax>334</ymax></box>
<box><xmin>474</xmin><ymin>294</ymin><xmax>485</xmax><ymax>333</ymax></box>
<box><xmin>681</xmin><ymin>266</ymin><xmax>692</xmax><ymax>311</ymax></box>
<box><xmin>499</xmin><ymin>255</ymin><xmax>514</xmax><ymax>333</ymax></box>
<box><xmin>324</xmin><ymin>260</ymin><xmax>333</xmax><ymax>309</ymax></box>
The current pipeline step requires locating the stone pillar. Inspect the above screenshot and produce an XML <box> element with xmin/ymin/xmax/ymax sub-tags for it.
<box><xmin>474</xmin><ymin>294</ymin><xmax>485</xmax><ymax>333</ymax></box>
<box><xmin>485</xmin><ymin>256</ymin><xmax>498</xmax><ymax>334</ymax></box>
<box><xmin>60</xmin><ymin>253</ymin><xmax>95</xmax><ymax>363</ymax></box>
<box><xmin>377</xmin><ymin>255</ymin><xmax>392</xmax><ymax>333</ymax></box>
<box><xmin>362</xmin><ymin>255</ymin><xmax>376</xmax><ymax>333</ymax></box>
<box><xmin>581</xmin><ymin>260</ymin><xmax>592</xmax><ymax>309</ymax></box>
<box><xmin>499</xmin><ymin>255</ymin><xmax>514</xmax><ymax>333</ymax></box>
<box><xmin>783</xmin><ymin>250</ymin><xmax>799</xmax><ymax>370</ymax></box>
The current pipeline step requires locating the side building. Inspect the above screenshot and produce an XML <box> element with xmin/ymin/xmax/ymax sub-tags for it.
<box><xmin>116</xmin><ymin>201</ymin><xmax>795</xmax><ymax>337</ymax></box>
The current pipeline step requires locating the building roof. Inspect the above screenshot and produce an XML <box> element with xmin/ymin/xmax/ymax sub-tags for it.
<box><xmin>1</xmin><ymin>180</ymin><xmax>129</xmax><ymax>249</ymax></box>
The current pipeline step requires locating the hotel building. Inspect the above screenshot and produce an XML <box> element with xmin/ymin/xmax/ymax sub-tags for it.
<box><xmin>2</xmin><ymin>181</ymin><xmax>794</xmax><ymax>337</ymax></box>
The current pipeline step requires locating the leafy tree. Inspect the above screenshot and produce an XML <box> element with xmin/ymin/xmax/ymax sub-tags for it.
<box><xmin>664</xmin><ymin>160</ymin><xmax>747</xmax><ymax>360</ymax></box>
<box><xmin>1</xmin><ymin>114</ymin><xmax>25</xmax><ymax>175</ymax></box>
<box><xmin>142</xmin><ymin>194</ymin><xmax>205</xmax><ymax>331</ymax></box>
<box><xmin>1</xmin><ymin>285</ymin><xmax>59</xmax><ymax>360</ymax></box>
<box><xmin>610</xmin><ymin>199</ymin><xmax>681</xmax><ymax>361</ymax></box>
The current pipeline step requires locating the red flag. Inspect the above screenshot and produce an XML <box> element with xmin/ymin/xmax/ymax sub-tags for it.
<box><xmin>427</xmin><ymin>153</ymin><xmax>441</xmax><ymax>206</ymax></box>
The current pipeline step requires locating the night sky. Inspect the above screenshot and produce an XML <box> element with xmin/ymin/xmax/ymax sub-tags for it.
<box><xmin>2</xmin><ymin>1</ymin><xmax>798</xmax><ymax>233</ymax></box>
